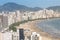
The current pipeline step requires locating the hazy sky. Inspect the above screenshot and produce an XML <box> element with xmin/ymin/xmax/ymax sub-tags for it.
<box><xmin>0</xmin><ymin>0</ymin><xmax>60</xmax><ymax>8</ymax></box>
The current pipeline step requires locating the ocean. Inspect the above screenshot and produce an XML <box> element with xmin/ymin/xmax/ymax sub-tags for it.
<box><xmin>36</xmin><ymin>18</ymin><xmax>60</xmax><ymax>37</ymax></box>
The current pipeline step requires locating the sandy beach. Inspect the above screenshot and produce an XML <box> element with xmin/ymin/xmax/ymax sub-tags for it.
<box><xmin>17</xmin><ymin>19</ymin><xmax>60</xmax><ymax>40</ymax></box>
<box><xmin>17</xmin><ymin>20</ymin><xmax>55</xmax><ymax>40</ymax></box>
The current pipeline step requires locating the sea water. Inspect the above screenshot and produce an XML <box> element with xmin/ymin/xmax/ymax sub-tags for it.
<box><xmin>36</xmin><ymin>18</ymin><xmax>60</xmax><ymax>37</ymax></box>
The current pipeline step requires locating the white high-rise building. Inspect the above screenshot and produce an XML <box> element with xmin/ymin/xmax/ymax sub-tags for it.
<box><xmin>15</xmin><ymin>10</ymin><xmax>22</xmax><ymax>22</ymax></box>
<box><xmin>8</xmin><ymin>12</ymin><xmax>16</xmax><ymax>26</ymax></box>
<box><xmin>31</xmin><ymin>32</ymin><xmax>42</xmax><ymax>40</ymax></box>
<box><xmin>2</xmin><ymin>32</ymin><xmax>12</xmax><ymax>40</ymax></box>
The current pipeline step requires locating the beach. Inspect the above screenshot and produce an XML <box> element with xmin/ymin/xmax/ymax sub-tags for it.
<box><xmin>17</xmin><ymin>20</ymin><xmax>55</xmax><ymax>40</ymax></box>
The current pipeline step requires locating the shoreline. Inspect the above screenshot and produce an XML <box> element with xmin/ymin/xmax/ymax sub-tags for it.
<box><xmin>33</xmin><ymin>18</ymin><xmax>60</xmax><ymax>39</ymax></box>
<box><xmin>26</xmin><ymin>18</ymin><xmax>60</xmax><ymax>39</ymax></box>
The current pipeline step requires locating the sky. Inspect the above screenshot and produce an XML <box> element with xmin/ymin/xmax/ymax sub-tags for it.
<box><xmin>0</xmin><ymin>0</ymin><xmax>60</xmax><ymax>8</ymax></box>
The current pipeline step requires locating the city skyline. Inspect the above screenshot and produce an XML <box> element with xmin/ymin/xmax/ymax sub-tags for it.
<box><xmin>0</xmin><ymin>0</ymin><xmax>60</xmax><ymax>8</ymax></box>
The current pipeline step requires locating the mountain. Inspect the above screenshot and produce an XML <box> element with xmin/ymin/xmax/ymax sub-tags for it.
<box><xmin>0</xmin><ymin>2</ymin><xmax>42</xmax><ymax>12</ymax></box>
<box><xmin>1</xmin><ymin>3</ymin><xmax>60</xmax><ymax>12</ymax></box>
<box><xmin>47</xmin><ymin>6</ymin><xmax>60</xmax><ymax>12</ymax></box>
